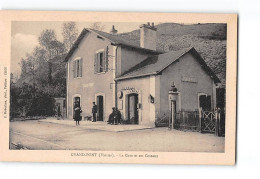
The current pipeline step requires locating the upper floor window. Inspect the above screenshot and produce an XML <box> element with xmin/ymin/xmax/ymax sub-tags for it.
<box><xmin>94</xmin><ymin>48</ymin><xmax>108</xmax><ymax>74</ymax></box>
<box><xmin>73</xmin><ymin>58</ymin><xmax>82</xmax><ymax>78</ymax></box>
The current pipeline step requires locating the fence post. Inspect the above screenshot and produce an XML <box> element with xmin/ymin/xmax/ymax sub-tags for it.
<box><xmin>182</xmin><ymin>110</ymin><xmax>185</xmax><ymax>130</ymax></box>
<box><xmin>215</xmin><ymin>108</ymin><xmax>219</xmax><ymax>136</ymax></box>
<box><xmin>217</xmin><ymin>108</ymin><xmax>221</xmax><ymax>136</ymax></box>
<box><xmin>168</xmin><ymin>108</ymin><xmax>171</xmax><ymax>130</ymax></box>
<box><xmin>199</xmin><ymin>107</ymin><xmax>202</xmax><ymax>132</ymax></box>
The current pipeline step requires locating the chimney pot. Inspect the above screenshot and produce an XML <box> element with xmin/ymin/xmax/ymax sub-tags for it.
<box><xmin>110</xmin><ymin>25</ymin><xmax>118</xmax><ymax>35</ymax></box>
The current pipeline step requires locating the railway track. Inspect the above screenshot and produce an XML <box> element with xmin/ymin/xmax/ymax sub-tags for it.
<box><xmin>10</xmin><ymin>131</ymin><xmax>68</xmax><ymax>150</ymax></box>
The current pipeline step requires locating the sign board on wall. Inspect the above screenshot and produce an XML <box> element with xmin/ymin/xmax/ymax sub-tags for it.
<box><xmin>182</xmin><ymin>76</ymin><xmax>197</xmax><ymax>83</ymax></box>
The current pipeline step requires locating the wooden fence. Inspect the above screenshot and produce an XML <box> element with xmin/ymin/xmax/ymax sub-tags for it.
<box><xmin>155</xmin><ymin>108</ymin><xmax>224</xmax><ymax>136</ymax></box>
<box><xmin>175</xmin><ymin>110</ymin><xmax>200</xmax><ymax>131</ymax></box>
<box><xmin>155</xmin><ymin>112</ymin><xmax>170</xmax><ymax>127</ymax></box>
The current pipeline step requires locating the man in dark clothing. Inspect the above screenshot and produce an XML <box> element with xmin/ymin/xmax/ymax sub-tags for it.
<box><xmin>56</xmin><ymin>104</ymin><xmax>63</xmax><ymax>120</ymax></box>
<box><xmin>92</xmin><ymin>102</ymin><xmax>97</xmax><ymax>122</ymax></box>
<box><xmin>108</xmin><ymin>107</ymin><xmax>116</xmax><ymax>124</ymax></box>
<box><xmin>114</xmin><ymin>108</ymin><xmax>121</xmax><ymax>125</ymax></box>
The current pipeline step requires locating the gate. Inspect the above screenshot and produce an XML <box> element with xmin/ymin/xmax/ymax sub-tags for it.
<box><xmin>155</xmin><ymin>109</ymin><xmax>223</xmax><ymax>136</ymax></box>
<box><xmin>155</xmin><ymin>112</ymin><xmax>169</xmax><ymax>127</ymax></box>
<box><xmin>201</xmin><ymin>110</ymin><xmax>220</xmax><ymax>135</ymax></box>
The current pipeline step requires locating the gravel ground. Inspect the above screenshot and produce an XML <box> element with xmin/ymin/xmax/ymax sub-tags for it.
<box><xmin>10</xmin><ymin>120</ymin><xmax>225</xmax><ymax>152</ymax></box>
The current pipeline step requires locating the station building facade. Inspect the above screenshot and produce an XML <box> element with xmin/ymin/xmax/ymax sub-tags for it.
<box><xmin>65</xmin><ymin>23</ymin><xmax>220</xmax><ymax>127</ymax></box>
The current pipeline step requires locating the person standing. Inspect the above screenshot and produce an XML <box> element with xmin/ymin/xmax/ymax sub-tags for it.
<box><xmin>56</xmin><ymin>104</ymin><xmax>63</xmax><ymax>120</ymax></box>
<box><xmin>92</xmin><ymin>102</ymin><xmax>97</xmax><ymax>122</ymax></box>
<box><xmin>74</xmin><ymin>101</ymin><xmax>82</xmax><ymax>125</ymax></box>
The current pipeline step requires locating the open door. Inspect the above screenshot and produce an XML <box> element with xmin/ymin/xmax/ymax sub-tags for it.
<box><xmin>128</xmin><ymin>93</ymin><xmax>138</xmax><ymax>124</ymax></box>
<box><xmin>199</xmin><ymin>94</ymin><xmax>211</xmax><ymax>111</ymax></box>
<box><xmin>97</xmin><ymin>95</ymin><xmax>104</xmax><ymax>121</ymax></box>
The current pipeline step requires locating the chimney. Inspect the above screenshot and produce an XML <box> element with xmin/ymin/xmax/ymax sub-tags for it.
<box><xmin>110</xmin><ymin>25</ymin><xmax>118</xmax><ymax>35</ymax></box>
<box><xmin>139</xmin><ymin>22</ymin><xmax>157</xmax><ymax>51</ymax></box>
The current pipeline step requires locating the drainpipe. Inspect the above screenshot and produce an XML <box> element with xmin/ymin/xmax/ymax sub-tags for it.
<box><xmin>113</xmin><ymin>45</ymin><xmax>119</xmax><ymax>108</ymax></box>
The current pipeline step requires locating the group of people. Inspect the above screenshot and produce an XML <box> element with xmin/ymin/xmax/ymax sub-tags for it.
<box><xmin>107</xmin><ymin>107</ymin><xmax>121</xmax><ymax>125</ymax></box>
<box><xmin>72</xmin><ymin>100</ymin><xmax>121</xmax><ymax>126</ymax></box>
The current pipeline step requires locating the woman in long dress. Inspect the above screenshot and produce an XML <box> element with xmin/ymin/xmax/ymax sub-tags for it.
<box><xmin>73</xmin><ymin>102</ymin><xmax>82</xmax><ymax>125</ymax></box>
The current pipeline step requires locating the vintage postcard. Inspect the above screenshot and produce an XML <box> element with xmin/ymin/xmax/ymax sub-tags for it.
<box><xmin>0</xmin><ymin>11</ymin><xmax>237</xmax><ymax>165</ymax></box>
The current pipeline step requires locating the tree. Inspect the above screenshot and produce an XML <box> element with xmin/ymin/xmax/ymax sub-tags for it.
<box><xmin>14</xmin><ymin>27</ymin><xmax>69</xmax><ymax>118</ymax></box>
<box><xmin>89</xmin><ymin>22</ymin><xmax>105</xmax><ymax>31</ymax></box>
<box><xmin>38</xmin><ymin>29</ymin><xmax>59</xmax><ymax>59</ymax></box>
<box><xmin>62</xmin><ymin>22</ymin><xmax>79</xmax><ymax>51</ymax></box>
<box><xmin>38</xmin><ymin>29</ymin><xmax>65</xmax><ymax>84</ymax></box>
<box><xmin>32</xmin><ymin>46</ymin><xmax>48</xmax><ymax>67</ymax></box>
<box><xmin>38</xmin><ymin>30</ymin><xmax>65</xmax><ymax>59</ymax></box>
<box><xmin>19</xmin><ymin>58</ymin><xmax>27</xmax><ymax>78</ymax></box>
<box><xmin>50</xmin><ymin>40</ymin><xmax>66</xmax><ymax>56</ymax></box>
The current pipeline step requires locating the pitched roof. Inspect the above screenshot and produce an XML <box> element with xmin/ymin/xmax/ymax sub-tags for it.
<box><xmin>90</xmin><ymin>29</ymin><xmax>139</xmax><ymax>47</ymax></box>
<box><xmin>90</xmin><ymin>29</ymin><xmax>163</xmax><ymax>54</ymax></box>
<box><xmin>64</xmin><ymin>28</ymin><xmax>162</xmax><ymax>62</ymax></box>
<box><xmin>115</xmin><ymin>47</ymin><xmax>221</xmax><ymax>84</ymax></box>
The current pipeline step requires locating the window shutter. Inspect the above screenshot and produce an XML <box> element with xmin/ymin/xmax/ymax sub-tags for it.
<box><xmin>104</xmin><ymin>48</ymin><xmax>108</xmax><ymax>72</ymax></box>
<box><xmin>73</xmin><ymin>60</ymin><xmax>76</xmax><ymax>78</ymax></box>
<box><xmin>79</xmin><ymin>59</ymin><xmax>82</xmax><ymax>77</ymax></box>
<box><xmin>102</xmin><ymin>51</ymin><xmax>105</xmax><ymax>72</ymax></box>
<box><xmin>94</xmin><ymin>54</ymin><xmax>98</xmax><ymax>74</ymax></box>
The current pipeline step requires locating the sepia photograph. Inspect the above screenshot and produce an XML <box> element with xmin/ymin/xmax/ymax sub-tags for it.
<box><xmin>0</xmin><ymin>11</ymin><xmax>237</xmax><ymax>165</ymax></box>
<box><xmin>10</xmin><ymin>21</ymin><xmax>226</xmax><ymax>152</ymax></box>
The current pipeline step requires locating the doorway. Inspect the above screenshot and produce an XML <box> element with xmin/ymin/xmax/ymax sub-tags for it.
<box><xmin>128</xmin><ymin>93</ymin><xmax>138</xmax><ymax>124</ymax></box>
<box><xmin>97</xmin><ymin>95</ymin><xmax>104</xmax><ymax>121</ymax></box>
<box><xmin>199</xmin><ymin>94</ymin><xmax>211</xmax><ymax>111</ymax></box>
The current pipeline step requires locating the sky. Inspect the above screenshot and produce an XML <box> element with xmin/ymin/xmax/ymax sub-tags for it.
<box><xmin>11</xmin><ymin>21</ymin><xmax>146</xmax><ymax>77</ymax></box>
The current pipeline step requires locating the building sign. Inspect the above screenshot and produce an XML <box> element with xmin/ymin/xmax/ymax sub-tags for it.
<box><xmin>121</xmin><ymin>87</ymin><xmax>140</xmax><ymax>94</ymax></box>
<box><xmin>182</xmin><ymin>76</ymin><xmax>197</xmax><ymax>83</ymax></box>
<box><xmin>83</xmin><ymin>83</ymin><xmax>94</xmax><ymax>88</ymax></box>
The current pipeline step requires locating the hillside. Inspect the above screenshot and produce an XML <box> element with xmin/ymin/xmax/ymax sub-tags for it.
<box><xmin>119</xmin><ymin>23</ymin><xmax>227</xmax><ymax>87</ymax></box>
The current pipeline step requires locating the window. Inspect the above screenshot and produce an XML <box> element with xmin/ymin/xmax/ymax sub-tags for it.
<box><xmin>73</xmin><ymin>58</ymin><xmax>82</xmax><ymax>78</ymax></box>
<box><xmin>98</xmin><ymin>52</ymin><xmax>104</xmax><ymax>72</ymax></box>
<box><xmin>94</xmin><ymin>48</ymin><xmax>108</xmax><ymax>74</ymax></box>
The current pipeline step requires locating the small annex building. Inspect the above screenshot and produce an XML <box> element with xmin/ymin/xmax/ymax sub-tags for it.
<box><xmin>65</xmin><ymin>23</ymin><xmax>220</xmax><ymax>127</ymax></box>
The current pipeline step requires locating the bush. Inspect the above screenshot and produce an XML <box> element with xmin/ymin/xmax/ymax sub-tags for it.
<box><xmin>26</xmin><ymin>94</ymin><xmax>56</xmax><ymax>116</ymax></box>
<box><xmin>11</xmin><ymin>82</ymin><xmax>56</xmax><ymax>117</ymax></box>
